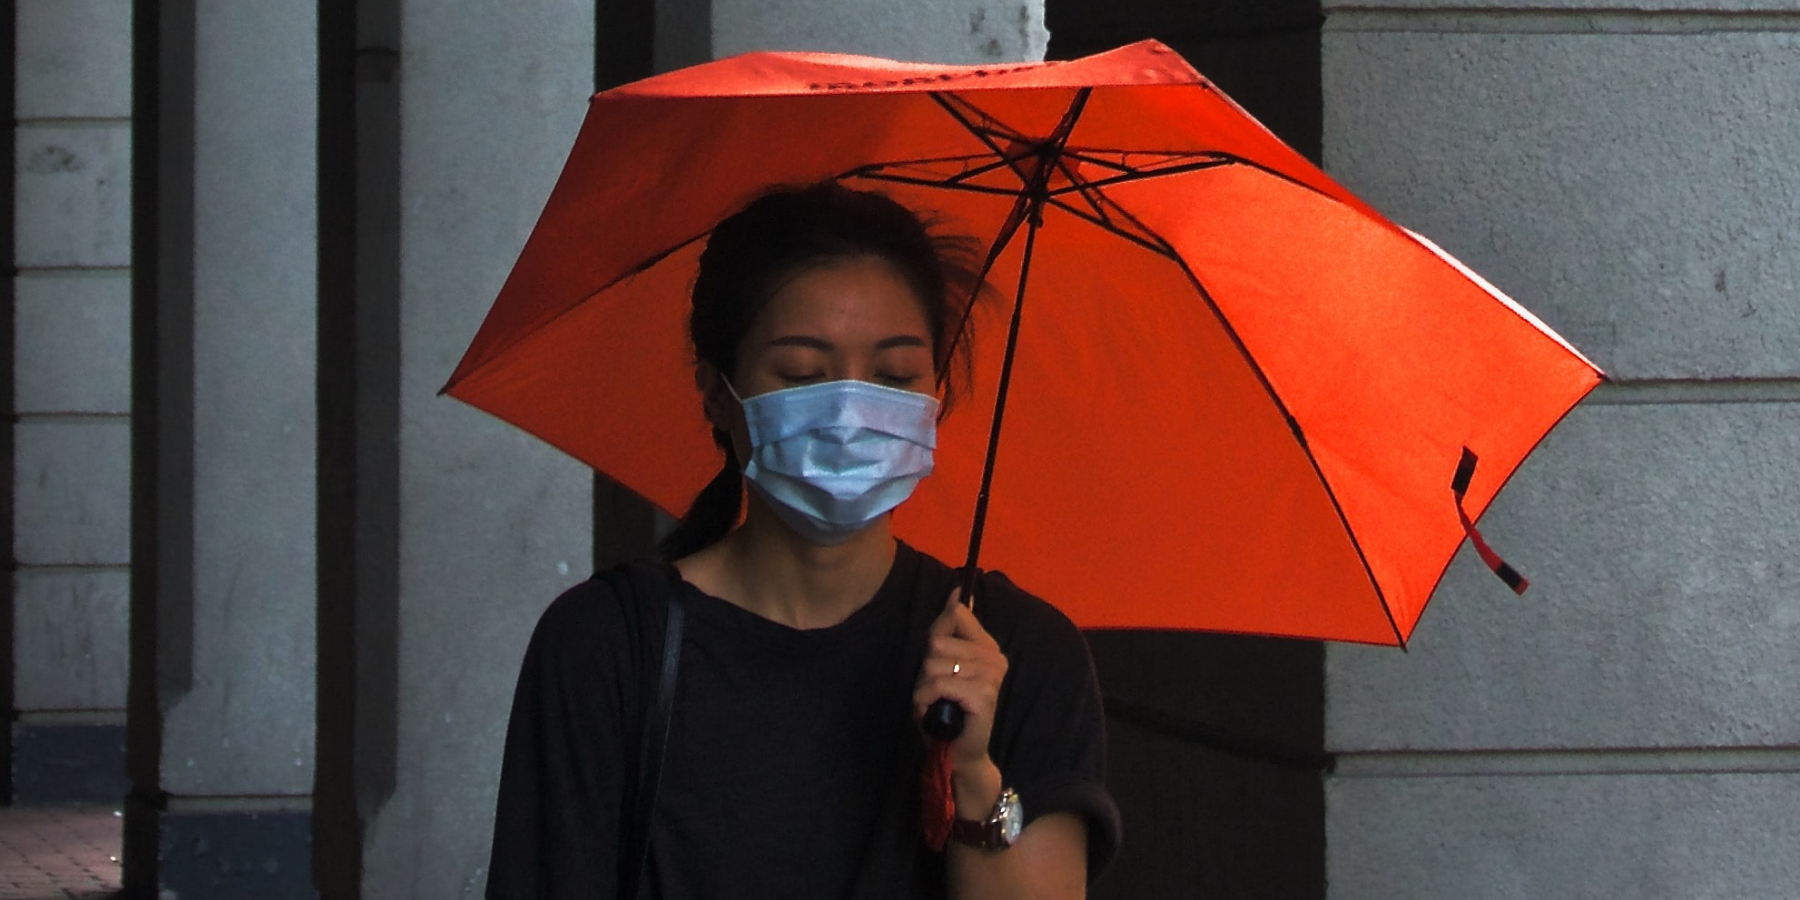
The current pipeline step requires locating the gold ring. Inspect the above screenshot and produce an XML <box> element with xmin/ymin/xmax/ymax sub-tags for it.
<box><xmin>951</xmin><ymin>662</ymin><xmax>962</xmax><ymax>676</ymax></box>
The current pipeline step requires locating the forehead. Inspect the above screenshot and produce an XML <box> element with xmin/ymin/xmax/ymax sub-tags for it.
<box><xmin>751</xmin><ymin>256</ymin><xmax>932</xmax><ymax>338</ymax></box>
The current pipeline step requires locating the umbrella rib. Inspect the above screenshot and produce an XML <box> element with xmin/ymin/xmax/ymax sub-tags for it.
<box><xmin>859</xmin><ymin>93</ymin><xmax>1399</xmax><ymax>638</ymax></box>
<box><xmin>926</xmin><ymin>88</ymin><xmax>1085</xmax><ymax>396</ymax></box>
<box><xmin>931</xmin><ymin>91</ymin><xmax>1037</xmax><ymax>147</ymax></box>
<box><xmin>1071</xmin><ymin>183</ymin><xmax>1403</xmax><ymax>642</ymax></box>
<box><xmin>1046</xmin><ymin>157</ymin><xmax>1239</xmax><ymax>196</ymax></box>
<box><xmin>1221</xmin><ymin>153</ymin><xmax>1389</xmax><ymax>221</ymax></box>
<box><xmin>1053</xmin><ymin>148</ymin><xmax>1222</xmax><ymax>176</ymax></box>
<box><xmin>1041</xmin><ymin>196</ymin><xmax>1178</xmax><ymax>261</ymax></box>
<box><xmin>849</xmin><ymin>171</ymin><xmax>1032</xmax><ymax>199</ymax></box>
<box><xmin>445</xmin><ymin>228</ymin><xmax>714</xmax><ymax>388</ymax></box>
<box><xmin>959</xmin><ymin>202</ymin><xmax>1041</xmax><ymax>591</ymax></box>
<box><xmin>1053</xmin><ymin>149</ymin><xmax>1137</xmax><ymax>175</ymax></box>
<box><xmin>943</xmin><ymin>156</ymin><xmax>1023</xmax><ymax>185</ymax></box>
<box><xmin>928</xmin><ymin>92</ymin><xmax>1045</xmax><ymax>190</ymax></box>
<box><xmin>1161</xmin><ymin>250</ymin><xmax>1406</xmax><ymax>647</ymax></box>
<box><xmin>843</xmin><ymin>154</ymin><xmax>1018</xmax><ymax>186</ymax></box>
<box><xmin>936</xmin><ymin>190</ymin><xmax>1033</xmax><ymax>395</ymax></box>
<box><xmin>1051</xmin><ymin>151</ymin><xmax>1364</xmax><ymax>220</ymax></box>
<box><xmin>957</xmin><ymin>88</ymin><xmax>1093</xmax><ymax>585</ymax></box>
<box><xmin>1053</xmin><ymin>181</ymin><xmax>1403</xmax><ymax>643</ymax></box>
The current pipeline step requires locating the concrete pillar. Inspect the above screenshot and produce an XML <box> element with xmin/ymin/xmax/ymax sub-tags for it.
<box><xmin>126</xmin><ymin>1</ymin><xmax>319</xmax><ymax>896</ymax></box>
<box><xmin>10</xmin><ymin>0</ymin><xmax>134</xmax><ymax>804</ymax></box>
<box><xmin>1321</xmin><ymin>3</ymin><xmax>1800</xmax><ymax>896</ymax></box>
<box><xmin>345</xmin><ymin>1</ymin><xmax>597</xmax><ymax>896</ymax></box>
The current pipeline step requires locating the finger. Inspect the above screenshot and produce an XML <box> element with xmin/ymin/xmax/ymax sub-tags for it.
<box><xmin>914</xmin><ymin>657</ymin><xmax>1003</xmax><ymax>702</ymax></box>
<box><xmin>942</xmin><ymin>600</ymin><xmax>1001</xmax><ymax>649</ymax></box>
<box><xmin>926</xmin><ymin>634</ymin><xmax>1008</xmax><ymax>675</ymax></box>
<box><xmin>928</xmin><ymin>633</ymin><xmax>979</xmax><ymax>658</ymax></box>
<box><xmin>917</xmin><ymin>655</ymin><xmax>997</xmax><ymax>684</ymax></box>
<box><xmin>912</xmin><ymin>678</ymin><xmax>996</xmax><ymax>721</ymax></box>
<box><xmin>929</xmin><ymin>588</ymin><xmax>963</xmax><ymax>637</ymax></box>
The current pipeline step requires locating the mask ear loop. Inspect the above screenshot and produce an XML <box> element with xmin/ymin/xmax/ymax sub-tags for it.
<box><xmin>719</xmin><ymin>375</ymin><xmax>746</xmax><ymax>405</ymax></box>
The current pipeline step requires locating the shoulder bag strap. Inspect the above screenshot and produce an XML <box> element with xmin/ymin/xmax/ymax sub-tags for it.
<box><xmin>623</xmin><ymin>564</ymin><xmax>685</xmax><ymax>900</ymax></box>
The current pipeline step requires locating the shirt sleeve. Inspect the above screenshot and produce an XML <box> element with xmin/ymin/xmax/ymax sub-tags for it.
<box><xmin>487</xmin><ymin>581</ymin><xmax>637</xmax><ymax>900</ymax></box>
<box><xmin>979</xmin><ymin>573</ymin><xmax>1124</xmax><ymax>880</ymax></box>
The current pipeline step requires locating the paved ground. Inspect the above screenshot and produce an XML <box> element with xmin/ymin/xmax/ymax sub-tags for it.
<box><xmin>0</xmin><ymin>806</ymin><xmax>121</xmax><ymax>900</ymax></box>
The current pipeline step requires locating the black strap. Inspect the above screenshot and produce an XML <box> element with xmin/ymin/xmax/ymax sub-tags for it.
<box><xmin>1452</xmin><ymin>447</ymin><xmax>1529</xmax><ymax>595</ymax></box>
<box><xmin>623</xmin><ymin>569</ymin><xmax>685</xmax><ymax>900</ymax></box>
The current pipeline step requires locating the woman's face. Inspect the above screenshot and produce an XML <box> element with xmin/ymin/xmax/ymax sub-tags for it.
<box><xmin>703</xmin><ymin>254</ymin><xmax>937</xmax><ymax>455</ymax></box>
<box><xmin>732</xmin><ymin>255</ymin><xmax>936</xmax><ymax>398</ymax></box>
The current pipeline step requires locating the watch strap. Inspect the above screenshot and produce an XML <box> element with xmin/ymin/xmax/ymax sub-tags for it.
<box><xmin>949</xmin><ymin>787</ymin><xmax>1020</xmax><ymax>851</ymax></box>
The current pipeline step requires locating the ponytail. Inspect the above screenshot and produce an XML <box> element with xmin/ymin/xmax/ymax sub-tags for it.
<box><xmin>656</xmin><ymin>434</ymin><xmax>744</xmax><ymax>560</ymax></box>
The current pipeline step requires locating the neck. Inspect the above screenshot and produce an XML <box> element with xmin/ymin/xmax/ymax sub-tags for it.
<box><xmin>678</xmin><ymin>497</ymin><xmax>898</xmax><ymax>630</ymax></box>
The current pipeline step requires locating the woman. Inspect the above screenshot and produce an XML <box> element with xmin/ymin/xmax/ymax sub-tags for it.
<box><xmin>488</xmin><ymin>183</ymin><xmax>1120</xmax><ymax>899</ymax></box>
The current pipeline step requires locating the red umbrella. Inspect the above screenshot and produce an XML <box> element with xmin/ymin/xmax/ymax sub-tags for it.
<box><xmin>443</xmin><ymin>40</ymin><xmax>1602</xmax><ymax>647</ymax></box>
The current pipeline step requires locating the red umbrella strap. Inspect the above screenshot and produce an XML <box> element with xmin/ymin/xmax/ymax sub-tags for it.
<box><xmin>920</xmin><ymin>740</ymin><xmax>955</xmax><ymax>851</ymax></box>
<box><xmin>1453</xmin><ymin>448</ymin><xmax>1529</xmax><ymax>595</ymax></box>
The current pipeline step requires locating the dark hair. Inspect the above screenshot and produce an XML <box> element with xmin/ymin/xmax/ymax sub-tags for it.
<box><xmin>657</xmin><ymin>182</ymin><xmax>985</xmax><ymax>559</ymax></box>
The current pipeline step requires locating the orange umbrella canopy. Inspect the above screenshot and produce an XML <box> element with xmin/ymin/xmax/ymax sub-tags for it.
<box><xmin>444</xmin><ymin>40</ymin><xmax>1602</xmax><ymax>646</ymax></box>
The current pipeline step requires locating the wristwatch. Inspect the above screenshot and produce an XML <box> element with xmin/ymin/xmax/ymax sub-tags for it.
<box><xmin>950</xmin><ymin>787</ymin><xmax>1023</xmax><ymax>850</ymax></box>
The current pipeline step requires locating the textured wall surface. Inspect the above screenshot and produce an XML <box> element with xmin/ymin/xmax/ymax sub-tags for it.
<box><xmin>13</xmin><ymin>571</ymin><xmax>129</xmax><ymax>710</ymax></box>
<box><xmin>11</xmin><ymin>0</ymin><xmax>133</xmax><ymax>724</ymax></box>
<box><xmin>357</xmin><ymin>1</ymin><xmax>596</xmax><ymax>896</ymax></box>
<box><xmin>1339</xmin><ymin>0</ymin><xmax>1800</xmax><ymax>9</ymax></box>
<box><xmin>1322</xmin><ymin>3</ymin><xmax>1800</xmax><ymax>897</ymax></box>
<box><xmin>1328</xmin><ymin>772</ymin><xmax>1800</xmax><ymax>898</ymax></box>
<box><xmin>710</xmin><ymin>0</ymin><xmax>1047</xmax><ymax>63</ymax></box>
<box><xmin>155</xmin><ymin>0</ymin><xmax>318</xmax><ymax>800</ymax></box>
<box><xmin>1329</xmin><ymin>403</ymin><xmax>1800</xmax><ymax>751</ymax></box>
<box><xmin>1323</xmin><ymin>26</ymin><xmax>1800</xmax><ymax>381</ymax></box>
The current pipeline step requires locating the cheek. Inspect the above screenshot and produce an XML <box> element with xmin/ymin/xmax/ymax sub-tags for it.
<box><xmin>702</xmin><ymin>390</ymin><xmax>752</xmax><ymax>462</ymax></box>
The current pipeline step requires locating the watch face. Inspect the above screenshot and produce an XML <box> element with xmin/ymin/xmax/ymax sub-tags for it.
<box><xmin>997</xmin><ymin>789</ymin><xmax>1023</xmax><ymax>845</ymax></box>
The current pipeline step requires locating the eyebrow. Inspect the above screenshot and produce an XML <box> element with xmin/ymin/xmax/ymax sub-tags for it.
<box><xmin>767</xmin><ymin>335</ymin><xmax>930</xmax><ymax>351</ymax></box>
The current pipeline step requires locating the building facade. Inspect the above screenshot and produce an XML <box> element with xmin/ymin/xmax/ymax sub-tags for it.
<box><xmin>8</xmin><ymin>0</ymin><xmax>1797</xmax><ymax>896</ymax></box>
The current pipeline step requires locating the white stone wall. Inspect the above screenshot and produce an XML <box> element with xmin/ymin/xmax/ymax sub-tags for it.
<box><xmin>155</xmin><ymin>0</ymin><xmax>320</xmax><ymax>801</ymax></box>
<box><xmin>1321</xmin><ymin>3</ymin><xmax>1800</xmax><ymax>897</ymax></box>
<box><xmin>358</xmin><ymin>1</ymin><xmax>597</xmax><ymax>895</ymax></box>
<box><xmin>12</xmin><ymin>0</ymin><xmax>133</xmax><ymax>720</ymax></box>
<box><xmin>708</xmin><ymin>0</ymin><xmax>1048</xmax><ymax>63</ymax></box>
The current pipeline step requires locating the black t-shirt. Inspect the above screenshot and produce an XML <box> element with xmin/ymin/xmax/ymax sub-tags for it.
<box><xmin>487</xmin><ymin>542</ymin><xmax>1120</xmax><ymax>900</ymax></box>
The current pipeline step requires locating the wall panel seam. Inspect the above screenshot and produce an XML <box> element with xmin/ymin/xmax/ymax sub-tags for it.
<box><xmin>1332</xmin><ymin>746</ymin><xmax>1800</xmax><ymax>777</ymax></box>
<box><xmin>15</xmin><ymin>412</ymin><xmax>134</xmax><ymax>422</ymax></box>
<box><xmin>12</xmin><ymin>563</ymin><xmax>132</xmax><ymax>574</ymax></box>
<box><xmin>15</xmin><ymin>116</ymin><xmax>134</xmax><ymax>127</ymax></box>
<box><xmin>1587</xmin><ymin>379</ymin><xmax>1800</xmax><ymax>405</ymax></box>
<box><xmin>1327</xmin><ymin>7</ymin><xmax>1800</xmax><ymax>34</ymax></box>
<box><xmin>14</xmin><ymin>266</ymin><xmax>134</xmax><ymax>275</ymax></box>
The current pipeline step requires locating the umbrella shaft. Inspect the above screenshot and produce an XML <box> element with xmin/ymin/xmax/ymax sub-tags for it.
<box><xmin>960</xmin><ymin>200</ymin><xmax>1044</xmax><ymax>605</ymax></box>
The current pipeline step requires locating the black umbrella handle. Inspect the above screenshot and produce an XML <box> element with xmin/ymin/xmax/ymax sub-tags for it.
<box><xmin>922</xmin><ymin>698</ymin><xmax>965</xmax><ymax>741</ymax></box>
<box><xmin>921</xmin><ymin>565</ymin><xmax>981</xmax><ymax>742</ymax></box>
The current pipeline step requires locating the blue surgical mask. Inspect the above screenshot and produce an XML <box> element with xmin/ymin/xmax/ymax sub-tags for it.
<box><xmin>730</xmin><ymin>379</ymin><xmax>939</xmax><ymax>545</ymax></box>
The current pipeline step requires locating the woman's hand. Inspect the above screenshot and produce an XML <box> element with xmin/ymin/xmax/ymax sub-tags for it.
<box><xmin>916</xmin><ymin>589</ymin><xmax>1090</xmax><ymax>900</ymax></box>
<box><xmin>913</xmin><ymin>589</ymin><xmax>1010</xmax><ymax>813</ymax></box>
